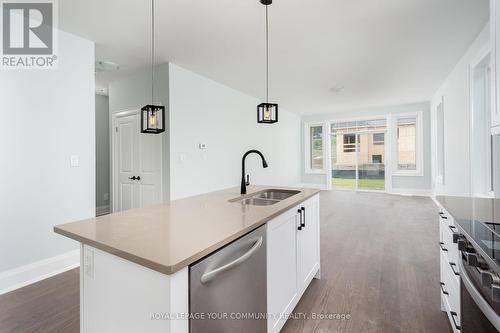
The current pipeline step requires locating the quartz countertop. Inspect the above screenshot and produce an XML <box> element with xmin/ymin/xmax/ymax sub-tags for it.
<box><xmin>54</xmin><ymin>186</ymin><xmax>321</xmax><ymax>275</ymax></box>
<box><xmin>436</xmin><ymin>195</ymin><xmax>500</xmax><ymax>225</ymax></box>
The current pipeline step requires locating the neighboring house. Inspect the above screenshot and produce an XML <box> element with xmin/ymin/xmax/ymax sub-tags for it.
<box><xmin>333</xmin><ymin>132</ymin><xmax>385</xmax><ymax>168</ymax></box>
<box><xmin>330</xmin><ymin>122</ymin><xmax>416</xmax><ymax>175</ymax></box>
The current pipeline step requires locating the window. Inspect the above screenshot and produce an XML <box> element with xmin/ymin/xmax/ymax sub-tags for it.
<box><xmin>331</xmin><ymin>118</ymin><xmax>387</xmax><ymax>191</ymax></box>
<box><xmin>373</xmin><ymin>133</ymin><xmax>384</xmax><ymax>145</ymax></box>
<box><xmin>393</xmin><ymin>112</ymin><xmax>423</xmax><ymax>176</ymax></box>
<box><xmin>306</xmin><ymin>124</ymin><xmax>324</xmax><ymax>172</ymax></box>
<box><xmin>343</xmin><ymin>134</ymin><xmax>356</xmax><ymax>152</ymax></box>
<box><xmin>372</xmin><ymin>155</ymin><xmax>382</xmax><ymax>164</ymax></box>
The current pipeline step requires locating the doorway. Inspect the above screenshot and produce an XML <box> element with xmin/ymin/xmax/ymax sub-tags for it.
<box><xmin>330</xmin><ymin>119</ymin><xmax>387</xmax><ymax>191</ymax></box>
<box><xmin>112</xmin><ymin>110</ymin><xmax>163</xmax><ymax>212</ymax></box>
<box><xmin>95</xmin><ymin>93</ymin><xmax>111</xmax><ymax>216</ymax></box>
<box><xmin>470</xmin><ymin>47</ymin><xmax>499</xmax><ymax>197</ymax></box>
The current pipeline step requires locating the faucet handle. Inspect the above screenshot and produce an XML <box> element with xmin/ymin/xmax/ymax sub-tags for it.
<box><xmin>246</xmin><ymin>175</ymin><xmax>250</xmax><ymax>186</ymax></box>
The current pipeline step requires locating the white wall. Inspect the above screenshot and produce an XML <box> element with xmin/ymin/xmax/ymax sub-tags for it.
<box><xmin>108</xmin><ymin>64</ymin><xmax>170</xmax><ymax>201</ymax></box>
<box><xmin>95</xmin><ymin>94</ymin><xmax>110</xmax><ymax>210</ymax></box>
<box><xmin>0</xmin><ymin>31</ymin><xmax>95</xmax><ymax>273</ymax></box>
<box><xmin>301</xmin><ymin>102</ymin><xmax>432</xmax><ymax>192</ymax></box>
<box><xmin>168</xmin><ymin>63</ymin><xmax>301</xmax><ymax>200</ymax></box>
<box><xmin>430</xmin><ymin>24</ymin><xmax>489</xmax><ymax>196</ymax></box>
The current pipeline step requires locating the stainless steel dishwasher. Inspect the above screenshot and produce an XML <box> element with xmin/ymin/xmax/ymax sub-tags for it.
<box><xmin>190</xmin><ymin>225</ymin><xmax>267</xmax><ymax>333</ymax></box>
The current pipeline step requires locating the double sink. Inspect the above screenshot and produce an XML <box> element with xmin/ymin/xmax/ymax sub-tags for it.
<box><xmin>232</xmin><ymin>189</ymin><xmax>300</xmax><ymax>206</ymax></box>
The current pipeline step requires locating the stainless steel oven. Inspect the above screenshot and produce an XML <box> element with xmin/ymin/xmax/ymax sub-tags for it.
<box><xmin>459</xmin><ymin>238</ymin><xmax>500</xmax><ymax>332</ymax></box>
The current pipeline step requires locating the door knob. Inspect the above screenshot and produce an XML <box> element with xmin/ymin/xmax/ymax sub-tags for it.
<box><xmin>136</xmin><ymin>176</ymin><xmax>141</xmax><ymax>181</ymax></box>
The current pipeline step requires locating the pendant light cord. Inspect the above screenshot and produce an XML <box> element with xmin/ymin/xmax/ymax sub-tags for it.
<box><xmin>265</xmin><ymin>4</ymin><xmax>269</xmax><ymax>104</ymax></box>
<box><xmin>151</xmin><ymin>0</ymin><xmax>155</xmax><ymax>104</ymax></box>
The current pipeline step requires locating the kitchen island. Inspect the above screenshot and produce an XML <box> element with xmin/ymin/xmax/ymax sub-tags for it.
<box><xmin>54</xmin><ymin>186</ymin><xmax>321</xmax><ymax>333</ymax></box>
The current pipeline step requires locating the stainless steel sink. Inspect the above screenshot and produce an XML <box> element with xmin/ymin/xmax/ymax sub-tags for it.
<box><xmin>239</xmin><ymin>197</ymin><xmax>280</xmax><ymax>206</ymax></box>
<box><xmin>232</xmin><ymin>189</ymin><xmax>300</xmax><ymax>206</ymax></box>
<box><xmin>254</xmin><ymin>189</ymin><xmax>300</xmax><ymax>201</ymax></box>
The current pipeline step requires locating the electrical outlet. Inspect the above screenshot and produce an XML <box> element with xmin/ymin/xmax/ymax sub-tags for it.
<box><xmin>84</xmin><ymin>247</ymin><xmax>94</xmax><ymax>279</ymax></box>
<box><xmin>199</xmin><ymin>143</ymin><xmax>207</xmax><ymax>149</ymax></box>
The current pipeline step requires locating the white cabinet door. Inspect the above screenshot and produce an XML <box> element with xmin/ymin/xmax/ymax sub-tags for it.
<box><xmin>297</xmin><ymin>195</ymin><xmax>320</xmax><ymax>293</ymax></box>
<box><xmin>492</xmin><ymin>0</ymin><xmax>500</xmax><ymax>134</ymax></box>
<box><xmin>267</xmin><ymin>207</ymin><xmax>300</xmax><ymax>333</ymax></box>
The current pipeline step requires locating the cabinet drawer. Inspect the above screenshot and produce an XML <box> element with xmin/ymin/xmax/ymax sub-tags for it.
<box><xmin>439</xmin><ymin>210</ymin><xmax>459</xmax><ymax>265</ymax></box>
<box><xmin>443</xmin><ymin>224</ymin><xmax>459</xmax><ymax>265</ymax></box>
<box><xmin>442</xmin><ymin>292</ymin><xmax>462</xmax><ymax>333</ymax></box>
<box><xmin>440</xmin><ymin>251</ymin><xmax>461</xmax><ymax>332</ymax></box>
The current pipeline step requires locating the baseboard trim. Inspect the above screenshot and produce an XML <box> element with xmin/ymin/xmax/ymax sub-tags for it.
<box><xmin>96</xmin><ymin>204</ymin><xmax>110</xmax><ymax>216</ymax></box>
<box><xmin>390</xmin><ymin>188</ymin><xmax>432</xmax><ymax>197</ymax></box>
<box><xmin>0</xmin><ymin>249</ymin><xmax>80</xmax><ymax>295</ymax></box>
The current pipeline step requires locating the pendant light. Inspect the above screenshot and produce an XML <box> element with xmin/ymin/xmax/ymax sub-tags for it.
<box><xmin>257</xmin><ymin>0</ymin><xmax>278</xmax><ymax>124</ymax></box>
<box><xmin>141</xmin><ymin>0</ymin><xmax>165</xmax><ymax>134</ymax></box>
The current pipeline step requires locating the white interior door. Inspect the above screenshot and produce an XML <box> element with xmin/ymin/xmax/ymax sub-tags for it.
<box><xmin>114</xmin><ymin>112</ymin><xmax>162</xmax><ymax>212</ymax></box>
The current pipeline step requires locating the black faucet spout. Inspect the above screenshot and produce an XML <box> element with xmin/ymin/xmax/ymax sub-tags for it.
<box><xmin>241</xmin><ymin>150</ymin><xmax>268</xmax><ymax>195</ymax></box>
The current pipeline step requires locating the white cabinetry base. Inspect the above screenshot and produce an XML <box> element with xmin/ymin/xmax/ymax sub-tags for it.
<box><xmin>80</xmin><ymin>244</ymin><xmax>188</xmax><ymax>333</ymax></box>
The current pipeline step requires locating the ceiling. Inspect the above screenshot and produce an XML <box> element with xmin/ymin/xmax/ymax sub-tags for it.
<box><xmin>60</xmin><ymin>0</ymin><xmax>489</xmax><ymax>115</ymax></box>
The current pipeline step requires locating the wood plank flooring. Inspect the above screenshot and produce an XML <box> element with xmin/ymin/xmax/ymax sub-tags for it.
<box><xmin>281</xmin><ymin>190</ymin><xmax>451</xmax><ymax>333</ymax></box>
<box><xmin>0</xmin><ymin>268</ymin><xmax>79</xmax><ymax>333</ymax></box>
<box><xmin>0</xmin><ymin>191</ymin><xmax>451</xmax><ymax>333</ymax></box>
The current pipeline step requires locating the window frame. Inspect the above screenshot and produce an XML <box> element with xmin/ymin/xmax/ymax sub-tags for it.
<box><xmin>304</xmin><ymin>122</ymin><xmax>326</xmax><ymax>174</ymax></box>
<box><xmin>372</xmin><ymin>132</ymin><xmax>385</xmax><ymax>145</ymax></box>
<box><xmin>392</xmin><ymin>111</ymin><xmax>424</xmax><ymax>177</ymax></box>
<box><xmin>372</xmin><ymin>154</ymin><xmax>383</xmax><ymax>164</ymax></box>
<box><xmin>343</xmin><ymin>134</ymin><xmax>356</xmax><ymax>153</ymax></box>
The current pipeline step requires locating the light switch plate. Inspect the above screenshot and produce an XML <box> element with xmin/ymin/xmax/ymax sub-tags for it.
<box><xmin>70</xmin><ymin>155</ymin><xmax>80</xmax><ymax>167</ymax></box>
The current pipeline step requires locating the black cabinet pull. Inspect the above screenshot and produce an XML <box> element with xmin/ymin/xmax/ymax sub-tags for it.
<box><xmin>439</xmin><ymin>242</ymin><xmax>448</xmax><ymax>252</ymax></box>
<box><xmin>439</xmin><ymin>212</ymin><xmax>448</xmax><ymax>220</ymax></box>
<box><xmin>136</xmin><ymin>176</ymin><xmax>141</xmax><ymax>181</ymax></box>
<box><xmin>448</xmin><ymin>225</ymin><xmax>460</xmax><ymax>243</ymax></box>
<box><xmin>450</xmin><ymin>311</ymin><xmax>461</xmax><ymax>330</ymax></box>
<box><xmin>297</xmin><ymin>210</ymin><xmax>303</xmax><ymax>231</ymax></box>
<box><xmin>129</xmin><ymin>176</ymin><xmax>137</xmax><ymax>180</ymax></box>
<box><xmin>449</xmin><ymin>262</ymin><xmax>460</xmax><ymax>276</ymax></box>
<box><xmin>301</xmin><ymin>207</ymin><xmax>306</xmax><ymax>228</ymax></box>
<box><xmin>440</xmin><ymin>282</ymin><xmax>449</xmax><ymax>295</ymax></box>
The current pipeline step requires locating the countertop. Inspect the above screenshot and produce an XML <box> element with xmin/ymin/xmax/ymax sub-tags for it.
<box><xmin>436</xmin><ymin>195</ymin><xmax>500</xmax><ymax>274</ymax></box>
<box><xmin>54</xmin><ymin>186</ymin><xmax>321</xmax><ymax>275</ymax></box>
<box><xmin>436</xmin><ymin>195</ymin><xmax>500</xmax><ymax>226</ymax></box>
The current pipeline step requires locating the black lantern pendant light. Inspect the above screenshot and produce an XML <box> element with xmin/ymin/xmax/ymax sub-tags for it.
<box><xmin>141</xmin><ymin>0</ymin><xmax>165</xmax><ymax>134</ymax></box>
<box><xmin>257</xmin><ymin>0</ymin><xmax>278</xmax><ymax>124</ymax></box>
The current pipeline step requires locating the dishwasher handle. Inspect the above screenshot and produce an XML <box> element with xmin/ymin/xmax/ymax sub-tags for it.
<box><xmin>201</xmin><ymin>236</ymin><xmax>263</xmax><ymax>284</ymax></box>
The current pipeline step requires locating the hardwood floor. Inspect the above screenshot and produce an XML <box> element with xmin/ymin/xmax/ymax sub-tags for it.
<box><xmin>281</xmin><ymin>190</ymin><xmax>451</xmax><ymax>333</ymax></box>
<box><xmin>0</xmin><ymin>191</ymin><xmax>451</xmax><ymax>333</ymax></box>
<box><xmin>0</xmin><ymin>268</ymin><xmax>79</xmax><ymax>333</ymax></box>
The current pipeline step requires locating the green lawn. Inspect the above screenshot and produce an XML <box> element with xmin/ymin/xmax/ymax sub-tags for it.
<box><xmin>332</xmin><ymin>178</ymin><xmax>385</xmax><ymax>189</ymax></box>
